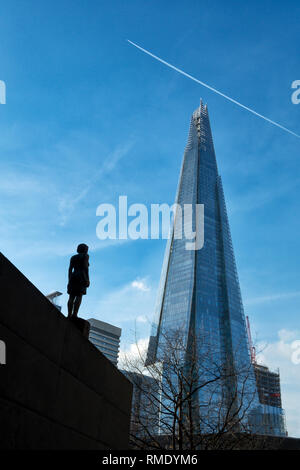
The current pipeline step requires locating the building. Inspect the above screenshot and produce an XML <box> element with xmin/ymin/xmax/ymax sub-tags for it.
<box><xmin>88</xmin><ymin>318</ymin><xmax>121</xmax><ymax>366</ymax></box>
<box><xmin>146</xmin><ymin>102</ymin><xmax>285</xmax><ymax>436</ymax></box>
<box><xmin>254</xmin><ymin>364</ymin><xmax>282</xmax><ymax>408</ymax></box>
<box><xmin>121</xmin><ymin>370</ymin><xmax>159</xmax><ymax>442</ymax></box>
<box><xmin>254</xmin><ymin>364</ymin><xmax>286</xmax><ymax>436</ymax></box>
<box><xmin>246</xmin><ymin>316</ymin><xmax>286</xmax><ymax>436</ymax></box>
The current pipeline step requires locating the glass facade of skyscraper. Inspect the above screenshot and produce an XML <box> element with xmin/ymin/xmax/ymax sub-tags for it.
<box><xmin>146</xmin><ymin>103</ymin><xmax>286</xmax><ymax>436</ymax></box>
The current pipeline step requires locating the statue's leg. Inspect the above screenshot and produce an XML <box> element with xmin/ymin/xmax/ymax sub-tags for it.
<box><xmin>67</xmin><ymin>294</ymin><xmax>75</xmax><ymax>318</ymax></box>
<box><xmin>73</xmin><ymin>295</ymin><xmax>82</xmax><ymax>318</ymax></box>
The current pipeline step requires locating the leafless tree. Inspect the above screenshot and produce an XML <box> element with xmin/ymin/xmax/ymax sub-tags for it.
<box><xmin>122</xmin><ymin>327</ymin><xmax>269</xmax><ymax>450</ymax></box>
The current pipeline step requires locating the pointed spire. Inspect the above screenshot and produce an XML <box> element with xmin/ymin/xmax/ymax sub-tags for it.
<box><xmin>200</xmin><ymin>98</ymin><xmax>204</xmax><ymax>113</ymax></box>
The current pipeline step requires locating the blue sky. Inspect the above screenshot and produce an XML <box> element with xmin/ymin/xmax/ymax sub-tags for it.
<box><xmin>0</xmin><ymin>0</ymin><xmax>299</xmax><ymax>435</ymax></box>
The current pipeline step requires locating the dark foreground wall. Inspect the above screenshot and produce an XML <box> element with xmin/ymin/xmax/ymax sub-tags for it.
<box><xmin>0</xmin><ymin>253</ymin><xmax>132</xmax><ymax>450</ymax></box>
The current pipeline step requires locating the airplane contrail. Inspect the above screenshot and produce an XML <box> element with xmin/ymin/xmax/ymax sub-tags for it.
<box><xmin>127</xmin><ymin>39</ymin><xmax>300</xmax><ymax>139</ymax></box>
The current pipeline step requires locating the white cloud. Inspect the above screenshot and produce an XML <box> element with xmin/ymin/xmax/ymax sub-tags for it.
<box><xmin>136</xmin><ymin>315</ymin><xmax>148</xmax><ymax>323</ymax></box>
<box><xmin>256</xmin><ymin>329</ymin><xmax>300</xmax><ymax>438</ymax></box>
<box><xmin>131</xmin><ymin>279</ymin><xmax>150</xmax><ymax>292</ymax></box>
<box><xmin>118</xmin><ymin>337</ymin><xmax>150</xmax><ymax>371</ymax></box>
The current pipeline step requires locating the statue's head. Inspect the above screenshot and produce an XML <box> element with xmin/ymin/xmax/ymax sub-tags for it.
<box><xmin>77</xmin><ymin>243</ymin><xmax>89</xmax><ymax>254</ymax></box>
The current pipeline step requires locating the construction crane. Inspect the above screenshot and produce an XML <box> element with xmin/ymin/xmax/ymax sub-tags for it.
<box><xmin>246</xmin><ymin>315</ymin><xmax>256</xmax><ymax>364</ymax></box>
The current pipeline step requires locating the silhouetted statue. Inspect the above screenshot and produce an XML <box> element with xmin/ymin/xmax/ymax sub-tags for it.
<box><xmin>67</xmin><ymin>243</ymin><xmax>90</xmax><ymax>319</ymax></box>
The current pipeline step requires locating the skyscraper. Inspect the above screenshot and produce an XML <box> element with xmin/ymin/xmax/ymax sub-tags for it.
<box><xmin>146</xmin><ymin>102</ymin><xmax>286</xmax><ymax>436</ymax></box>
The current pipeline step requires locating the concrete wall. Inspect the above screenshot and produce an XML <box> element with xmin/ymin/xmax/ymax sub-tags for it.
<box><xmin>0</xmin><ymin>253</ymin><xmax>132</xmax><ymax>449</ymax></box>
